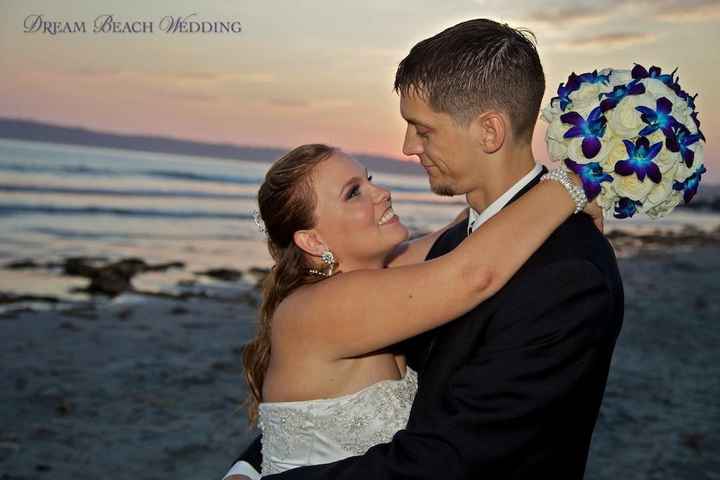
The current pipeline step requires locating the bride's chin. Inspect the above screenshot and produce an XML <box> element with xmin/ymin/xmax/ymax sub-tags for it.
<box><xmin>392</xmin><ymin>225</ymin><xmax>411</xmax><ymax>245</ymax></box>
<box><xmin>399</xmin><ymin>224</ymin><xmax>410</xmax><ymax>241</ymax></box>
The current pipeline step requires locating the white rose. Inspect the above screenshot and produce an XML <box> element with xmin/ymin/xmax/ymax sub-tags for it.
<box><xmin>569</xmin><ymin>82</ymin><xmax>612</xmax><ymax>110</ymax></box>
<box><xmin>545</xmin><ymin>117</ymin><xmax>569</xmax><ymax>162</ymax></box>
<box><xmin>599</xmin><ymin>136</ymin><xmax>624</xmax><ymax>172</ymax></box>
<box><xmin>672</xmin><ymin>107</ymin><xmax>692</xmax><ymax>132</ymax></box>
<box><xmin>609</xmin><ymin>69</ymin><xmax>632</xmax><ymax>86</ymax></box>
<box><xmin>596</xmin><ymin>182</ymin><xmax>619</xmax><ymax>216</ymax></box>
<box><xmin>642</xmin><ymin>78</ymin><xmax>678</xmax><ymax>102</ymax></box>
<box><xmin>644</xmin><ymin>165</ymin><xmax>677</xmax><ymax>208</ymax></box>
<box><xmin>655</xmin><ymin>144</ymin><xmax>681</xmax><ymax>174</ymax></box>
<box><xmin>691</xmin><ymin>140</ymin><xmax>705</xmax><ymax>166</ymax></box>
<box><xmin>643</xmin><ymin>192</ymin><xmax>682</xmax><ymax>219</ymax></box>
<box><xmin>606</xmin><ymin>94</ymin><xmax>652</xmax><ymax>138</ymax></box>
<box><xmin>612</xmin><ymin>170</ymin><xmax>656</xmax><ymax>201</ymax></box>
<box><xmin>547</xmin><ymin>137</ymin><xmax>567</xmax><ymax>163</ymax></box>
<box><xmin>542</xmin><ymin>102</ymin><xmax>562</xmax><ymax>123</ymax></box>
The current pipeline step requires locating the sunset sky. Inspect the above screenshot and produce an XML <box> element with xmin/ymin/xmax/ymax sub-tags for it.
<box><xmin>2</xmin><ymin>0</ymin><xmax>719</xmax><ymax>183</ymax></box>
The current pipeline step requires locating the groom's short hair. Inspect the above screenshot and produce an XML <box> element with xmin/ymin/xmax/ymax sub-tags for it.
<box><xmin>394</xmin><ymin>18</ymin><xmax>545</xmax><ymax>142</ymax></box>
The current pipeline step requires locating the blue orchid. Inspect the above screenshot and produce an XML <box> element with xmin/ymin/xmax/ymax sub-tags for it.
<box><xmin>666</xmin><ymin>125</ymin><xmax>702</xmax><ymax>168</ymax></box>
<box><xmin>673</xmin><ymin>165</ymin><xmax>707</xmax><ymax>204</ymax></box>
<box><xmin>690</xmin><ymin>112</ymin><xmax>706</xmax><ymax>142</ymax></box>
<box><xmin>615</xmin><ymin>137</ymin><xmax>663</xmax><ymax>183</ymax></box>
<box><xmin>564</xmin><ymin>158</ymin><xmax>614</xmax><ymax>201</ymax></box>
<box><xmin>636</xmin><ymin>97</ymin><xmax>678</xmax><ymax>137</ymax></box>
<box><xmin>670</xmin><ymin>80</ymin><xmax>688</xmax><ymax>102</ymax></box>
<box><xmin>578</xmin><ymin>69</ymin><xmax>611</xmax><ymax>86</ymax></box>
<box><xmin>631</xmin><ymin>64</ymin><xmax>677</xmax><ymax>87</ymax></box>
<box><xmin>599</xmin><ymin>80</ymin><xmax>646</xmax><ymax>112</ymax></box>
<box><xmin>551</xmin><ymin>70</ymin><xmax>610</xmax><ymax>112</ymax></box>
<box><xmin>551</xmin><ymin>73</ymin><xmax>582</xmax><ymax>111</ymax></box>
<box><xmin>561</xmin><ymin>106</ymin><xmax>607</xmax><ymax>159</ymax></box>
<box><xmin>613</xmin><ymin>197</ymin><xmax>643</xmax><ymax>219</ymax></box>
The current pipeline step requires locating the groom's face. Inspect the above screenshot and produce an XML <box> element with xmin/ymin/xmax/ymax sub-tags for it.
<box><xmin>400</xmin><ymin>89</ymin><xmax>479</xmax><ymax>197</ymax></box>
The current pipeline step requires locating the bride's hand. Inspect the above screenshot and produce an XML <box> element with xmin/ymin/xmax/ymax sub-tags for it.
<box><xmin>567</xmin><ymin>172</ymin><xmax>604</xmax><ymax>233</ymax></box>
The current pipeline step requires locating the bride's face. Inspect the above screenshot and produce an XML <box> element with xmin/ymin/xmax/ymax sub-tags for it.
<box><xmin>311</xmin><ymin>152</ymin><xmax>409</xmax><ymax>270</ymax></box>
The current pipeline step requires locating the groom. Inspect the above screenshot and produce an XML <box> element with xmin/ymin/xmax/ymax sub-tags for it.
<box><xmin>228</xmin><ymin>18</ymin><xmax>623</xmax><ymax>479</ymax></box>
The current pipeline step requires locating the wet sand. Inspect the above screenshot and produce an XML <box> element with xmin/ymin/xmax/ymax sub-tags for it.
<box><xmin>1</xmin><ymin>240</ymin><xmax>719</xmax><ymax>479</ymax></box>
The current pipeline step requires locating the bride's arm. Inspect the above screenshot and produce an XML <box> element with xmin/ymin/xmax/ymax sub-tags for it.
<box><xmin>383</xmin><ymin>207</ymin><xmax>469</xmax><ymax>267</ymax></box>
<box><xmin>275</xmin><ymin>176</ymin><xmax>593</xmax><ymax>360</ymax></box>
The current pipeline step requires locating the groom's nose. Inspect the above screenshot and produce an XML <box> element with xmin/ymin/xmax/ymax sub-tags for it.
<box><xmin>402</xmin><ymin>127</ymin><xmax>423</xmax><ymax>157</ymax></box>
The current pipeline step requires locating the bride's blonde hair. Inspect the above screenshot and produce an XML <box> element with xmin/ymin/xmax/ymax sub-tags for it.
<box><xmin>243</xmin><ymin>144</ymin><xmax>336</xmax><ymax>424</ymax></box>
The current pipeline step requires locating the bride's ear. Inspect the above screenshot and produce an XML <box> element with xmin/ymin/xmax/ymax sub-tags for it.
<box><xmin>293</xmin><ymin>229</ymin><xmax>326</xmax><ymax>258</ymax></box>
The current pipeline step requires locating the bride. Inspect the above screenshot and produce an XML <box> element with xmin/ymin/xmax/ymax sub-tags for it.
<box><xmin>227</xmin><ymin>143</ymin><xmax>601</xmax><ymax>479</ymax></box>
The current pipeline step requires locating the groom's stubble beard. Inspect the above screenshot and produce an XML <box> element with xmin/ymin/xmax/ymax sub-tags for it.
<box><xmin>431</xmin><ymin>184</ymin><xmax>456</xmax><ymax>197</ymax></box>
<box><xmin>427</xmin><ymin>170</ymin><xmax>460</xmax><ymax>196</ymax></box>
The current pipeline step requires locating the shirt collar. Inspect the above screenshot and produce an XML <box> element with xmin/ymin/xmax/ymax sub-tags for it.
<box><xmin>467</xmin><ymin>163</ymin><xmax>543</xmax><ymax>234</ymax></box>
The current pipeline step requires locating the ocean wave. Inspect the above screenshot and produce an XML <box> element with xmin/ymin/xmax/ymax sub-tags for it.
<box><xmin>0</xmin><ymin>184</ymin><xmax>458</xmax><ymax>207</ymax></box>
<box><xmin>0</xmin><ymin>183</ymin><xmax>256</xmax><ymax>200</ymax></box>
<box><xmin>0</xmin><ymin>203</ymin><xmax>253</xmax><ymax>221</ymax></box>
<box><xmin>0</xmin><ymin>162</ymin><xmax>264</xmax><ymax>186</ymax></box>
<box><xmin>0</xmin><ymin>162</ymin><xmax>431</xmax><ymax>193</ymax></box>
<box><xmin>24</xmin><ymin>226</ymin><xmax>252</xmax><ymax>241</ymax></box>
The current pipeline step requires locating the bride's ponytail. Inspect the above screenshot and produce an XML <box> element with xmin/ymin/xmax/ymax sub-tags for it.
<box><xmin>242</xmin><ymin>144</ymin><xmax>336</xmax><ymax>425</ymax></box>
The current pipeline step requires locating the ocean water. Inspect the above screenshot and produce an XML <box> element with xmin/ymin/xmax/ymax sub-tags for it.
<box><xmin>1</xmin><ymin>138</ymin><xmax>718</xmax><ymax>300</ymax></box>
<box><xmin>0</xmin><ymin>139</ymin><xmax>462</xmax><ymax>299</ymax></box>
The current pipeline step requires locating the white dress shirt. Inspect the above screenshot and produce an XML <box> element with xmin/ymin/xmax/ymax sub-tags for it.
<box><xmin>467</xmin><ymin>163</ymin><xmax>543</xmax><ymax>234</ymax></box>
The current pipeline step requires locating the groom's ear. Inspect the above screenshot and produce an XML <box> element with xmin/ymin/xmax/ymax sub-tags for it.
<box><xmin>293</xmin><ymin>229</ymin><xmax>326</xmax><ymax>258</ymax></box>
<box><xmin>472</xmin><ymin>111</ymin><xmax>506</xmax><ymax>154</ymax></box>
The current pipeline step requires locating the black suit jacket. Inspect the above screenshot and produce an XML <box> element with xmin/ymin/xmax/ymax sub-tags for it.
<box><xmin>236</xmin><ymin>168</ymin><xmax>624</xmax><ymax>479</ymax></box>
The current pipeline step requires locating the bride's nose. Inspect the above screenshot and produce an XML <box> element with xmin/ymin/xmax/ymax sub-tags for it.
<box><xmin>372</xmin><ymin>184</ymin><xmax>391</xmax><ymax>204</ymax></box>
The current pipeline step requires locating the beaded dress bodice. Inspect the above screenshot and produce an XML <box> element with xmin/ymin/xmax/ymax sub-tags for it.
<box><xmin>257</xmin><ymin>367</ymin><xmax>418</xmax><ymax>474</ymax></box>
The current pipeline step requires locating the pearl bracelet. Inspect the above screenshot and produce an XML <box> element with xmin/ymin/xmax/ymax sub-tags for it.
<box><xmin>539</xmin><ymin>168</ymin><xmax>588</xmax><ymax>214</ymax></box>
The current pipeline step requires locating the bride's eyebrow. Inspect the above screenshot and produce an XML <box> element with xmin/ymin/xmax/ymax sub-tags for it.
<box><xmin>339</xmin><ymin>168</ymin><xmax>369</xmax><ymax>198</ymax></box>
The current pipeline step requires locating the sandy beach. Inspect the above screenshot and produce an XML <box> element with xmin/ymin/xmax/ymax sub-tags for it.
<box><xmin>1</xmin><ymin>233</ymin><xmax>719</xmax><ymax>480</ymax></box>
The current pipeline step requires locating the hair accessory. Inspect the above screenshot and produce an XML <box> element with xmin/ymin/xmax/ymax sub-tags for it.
<box><xmin>540</xmin><ymin>168</ymin><xmax>588</xmax><ymax>214</ymax></box>
<box><xmin>252</xmin><ymin>209</ymin><xmax>266</xmax><ymax>234</ymax></box>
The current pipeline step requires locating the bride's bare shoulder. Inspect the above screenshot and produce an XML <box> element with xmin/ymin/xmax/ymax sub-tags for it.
<box><xmin>272</xmin><ymin>281</ymin><xmax>331</xmax><ymax>335</ymax></box>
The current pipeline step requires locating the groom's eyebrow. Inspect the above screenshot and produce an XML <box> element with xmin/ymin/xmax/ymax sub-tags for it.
<box><xmin>405</xmin><ymin>117</ymin><xmax>431</xmax><ymax>130</ymax></box>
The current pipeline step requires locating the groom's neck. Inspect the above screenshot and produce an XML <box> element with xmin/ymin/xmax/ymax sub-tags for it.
<box><xmin>465</xmin><ymin>144</ymin><xmax>536</xmax><ymax>213</ymax></box>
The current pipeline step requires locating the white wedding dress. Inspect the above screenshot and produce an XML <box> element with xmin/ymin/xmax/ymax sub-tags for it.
<box><xmin>257</xmin><ymin>367</ymin><xmax>418</xmax><ymax>475</ymax></box>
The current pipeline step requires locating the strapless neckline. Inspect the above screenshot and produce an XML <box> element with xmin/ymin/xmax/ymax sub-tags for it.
<box><xmin>260</xmin><ymin>366</ymin><xmax>415</xmax><ymax>407</ymax></box>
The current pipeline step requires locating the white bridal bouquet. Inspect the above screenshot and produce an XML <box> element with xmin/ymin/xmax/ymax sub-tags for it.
<box><xmin>542</xmin><ymin>64</ymin><xmax>707</xmax><ymax>219</ymax></box>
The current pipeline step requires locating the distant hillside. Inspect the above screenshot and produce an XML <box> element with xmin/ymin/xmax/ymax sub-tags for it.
<box><xmin>0</xmin><ymin>118</ymin><xmax>424</xmax><ymax>176</ymax></box>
